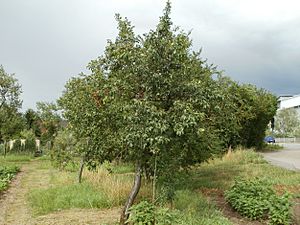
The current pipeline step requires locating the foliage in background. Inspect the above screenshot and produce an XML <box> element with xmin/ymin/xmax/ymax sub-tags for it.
<box><xmin>51</xmin><ymin>129</ymin><xmax>79</xmax><ymax>170</ymax></box>
<box><xmin>20</xmin><ymin>129</ymin><xmax>36</xmax><ymax>146</ymax></box>
<box><xmin>7</xmin><ymin>129</ymin><xmax>37</xmax><ymax>154</ymax></box>
<box><xmin>225</xmin><ymin>178</ymin><xmax>292</xmax><ymax>225</ymax></box>
<box><xmin>36</xmin><ymin>102</ymin><xmax>62</xmax><ymax>144</ymax></box>
<box><xmin>24</xmin><ymin>109</ymin><xmax>42</xmax><ymax>137</ymax></box>
<box><xmin>235</xmin><ymin>84</ymin><xmax>277</xmax><ymax>149</ymax></box>
<box><xmin>275</xmin><ymin>108</ymin><xmax>300</xmax><ymax>137</ymax></box>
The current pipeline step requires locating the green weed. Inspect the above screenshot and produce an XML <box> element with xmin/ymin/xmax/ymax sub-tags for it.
<box><xmin>0</xmin><ymin>165</ymin><xmax>20</xmax><ymax>192</ymax></box>
<box><xmin>225</xmin><ymin>178</ymin><xmax>292</xmax><ymax>225</ymax></box>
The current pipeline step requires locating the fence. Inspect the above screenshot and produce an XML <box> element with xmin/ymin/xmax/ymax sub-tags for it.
<box><xmin>275</xmin><ymin>137</ymin><xmax>300</xmax><ymax>143</ymax></box>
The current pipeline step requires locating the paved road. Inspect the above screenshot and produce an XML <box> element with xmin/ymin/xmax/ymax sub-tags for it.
<box><xmin>262</xmin><ymin>143</ymin><xmax>300</xmax><ymax>171</ymax></box>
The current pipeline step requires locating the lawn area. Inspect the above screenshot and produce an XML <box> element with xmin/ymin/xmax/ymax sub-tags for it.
<box><xmin>2</xmin><ymin>149</ymin><xmax>299</xmax><ymax>224</ymax></box>
<box><xmin>190</xmin><ymin>148</ymin><xmax>300</xmax><ymax>191</ymax></box>
<box><xmin>0</xmin><ymin>154</ymin><xmax>34</xmax><ymax>167</ymax></box>
<box><xmin>28</xmin><ymin>160</ymin><xmax>233</xmax><ymax>225</ymax></box>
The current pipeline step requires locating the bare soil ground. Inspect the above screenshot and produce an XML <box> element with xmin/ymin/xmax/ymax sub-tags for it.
<box><xmin>0</xmin><ymin>161</ymin><xmax>119</xmax><ymax>225</ymax></box>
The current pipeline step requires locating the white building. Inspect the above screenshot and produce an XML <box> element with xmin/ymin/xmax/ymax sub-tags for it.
<box><xmin>278</xmin><ymin>95</ymin><xmax>300</xmax><ymax>115</ymax></box>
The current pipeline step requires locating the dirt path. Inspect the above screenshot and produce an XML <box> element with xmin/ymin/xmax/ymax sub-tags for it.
<box><xmin>0</xmin><ymin>161</ymin><xmax>50</xmax><ymax>225</ymax></box>
<box><xmin>0</xmin><ymin>160</ymin><xmax>120</xmax><ymax>225</ymax></box>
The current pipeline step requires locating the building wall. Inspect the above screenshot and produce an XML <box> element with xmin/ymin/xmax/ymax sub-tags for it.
<box><xmin>279</xmin><ymin>95</ymin><xmax>300</xmax><ymax>109</ymax></box>
<box><xmin>278</xmin><ymin>95</ymin><xmax>300</xmax><ymax>117</ymax></box>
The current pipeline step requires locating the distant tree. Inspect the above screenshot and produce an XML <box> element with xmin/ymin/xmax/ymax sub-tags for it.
<box><xmin>36</xmin><ymin>102</ymin><xmax>62</xmax><ymax>144</ymax></box>
<box><xmin>24</xmin><ymin>108</ymin><xmax>41</xmax><ymax>137</ymax></box>
<box><xmin>211</xmin><ymin>77</ymin><xmax>277</xmax><ymax>149</ymax></box>
<box><xmin>0</xmin><ymin>109</ymin><xmax>25</xmax><ymax>141</ymax></box>
<box><xmin>233</xmin><ymin>84</ymin><xmax>277</xmax><ymax>148</ymax></box>
<box><xmin>0</xmin><ymin>65</ymin><xmax>22</xmax><ymax>110</ymax></box>
<box><xmin>0</xmin><ymin>66</ymin><xmax>24</xmax><ymax>141</ymax></box>
<box><xmin>275</xmin><ymin>108</ymin><xmax>300</xmax><ymax>137</ymax></box>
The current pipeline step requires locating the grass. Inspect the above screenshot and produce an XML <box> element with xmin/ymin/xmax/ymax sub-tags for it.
<box><xmin>28</xmin><ymin>162</ymin><xmax>151</xmax><ymax>216</ymax></box>
<box><xmin>83</xmin><ymin>166</ymin><xmax>151</xmax><ymax>205</ymax></box>
<box><xmin>260</xmin><ymin>143</ymin><xmax>284</xmax><ymax>152</ymax></box>
<box><xmin>28</xmin><ymin>183</ymin><xmax>111</xmax><ymax>215</ymax></box>
<box><xmin>0</xmin><ymin>154</ymin><xmax>34</xmax><ymax>174</ymax></box>
<box><xmin>0</xmin><ymin>153</ymin><xmax>34</xmax><ymax>193</ymax></box>
<box><xmin>147</xmin><ymin>148</ymin><xmax>300</xmax><ymax>225</ymax></box>
<box><xmin>173</xmin><ymin>190</ymin><xmax>232</xmax><ymax>225</ymax></box>
<box><xmin>183</xmin><ymin>148</ymin><xmax>300</xmax><ymax>192</ymax></box>
<box><xmin>0</xmin><ymin>154</ymin><xmax>33</xmax><ymax>164</ymax></box>
<box><xmin>26</xmin><ymin>148</ymin><xmax>300</xmax><ymax>223</ymax></box>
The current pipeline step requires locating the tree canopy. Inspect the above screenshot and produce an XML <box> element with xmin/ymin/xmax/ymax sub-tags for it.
<box><xmin>0</xmin><ymin>65</ymin><xmax>24</xmax><ymax>141</ymax></box>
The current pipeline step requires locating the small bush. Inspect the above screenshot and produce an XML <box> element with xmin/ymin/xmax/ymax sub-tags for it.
<box><xmin>0</xmin><ymin>165</ymin><xmax>20</xmax><ymax>191</ymax></box>
<box><xmin>269</xmin><ymin>193</ymin><xmax>292</xmax><ymax>225</ymax></box>
<box><xmin>225</xmin><ymin>178</ymin><xmax>292</xmax><ymax>225</ymax></box>
<box><xmin>127</xmin><ymin>201</ymin><xmax>177</xmax><ymax>225</ymax></box>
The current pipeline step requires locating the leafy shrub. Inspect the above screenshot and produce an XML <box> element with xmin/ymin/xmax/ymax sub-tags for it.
<box><xmin>127</xmin><ymin>201</ymin><xmax>177</xmax><ymax>225</ymax></box>
<box><xmin>0</xmin><ymin>165</ymin><xmax>20</xmax><ymax>191</ymax></box>
<box><xmin>269</xmin><ymin>193</ymin><xmax>292</xmax><ymax>225</ymax></box>
<box><xmin>225</xmin><ymin>178</ymin><xmax>292</xmax><ymax>225</ymax></box>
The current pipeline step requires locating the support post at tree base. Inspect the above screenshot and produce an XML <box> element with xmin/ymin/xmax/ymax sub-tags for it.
<box><xmin>78</xmin><ymin>157</ymin><xmax>85</xmax><ymax>183</ymax></box>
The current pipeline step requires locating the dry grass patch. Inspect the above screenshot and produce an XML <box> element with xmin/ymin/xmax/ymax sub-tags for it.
<box><xmin>83</xmin><ymin>166</ymin><xmax>152</xmax><ymax>206</ymax></box>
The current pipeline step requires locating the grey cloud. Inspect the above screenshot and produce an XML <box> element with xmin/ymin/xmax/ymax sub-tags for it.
<box><xmin>0</xmin><ymin>0</ymin><xmax>299</xmax><ymax>110</ymax></box>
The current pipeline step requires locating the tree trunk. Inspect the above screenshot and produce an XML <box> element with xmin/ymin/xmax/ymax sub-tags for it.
<box><xmin>119</xmin><ymin>162</ymin><xmax>142</xmax><ymax>225</ymax></box>
<box><xmin>78</xmin><ymin>157</ymin><xmax>85</xmax><ymax>183</ymax></box>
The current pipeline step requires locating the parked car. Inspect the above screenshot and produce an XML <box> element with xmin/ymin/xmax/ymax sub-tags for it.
<box><xmin>264</xmin><ymin>136</ymin><xmax>275</xmax><ymax>143</ymax></box>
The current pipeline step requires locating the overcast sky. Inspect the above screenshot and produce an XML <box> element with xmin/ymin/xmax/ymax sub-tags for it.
<box><xmin>1</xmin><ymin>0</ymin><xmax>300</xmax><ymax>110</ymax></box>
